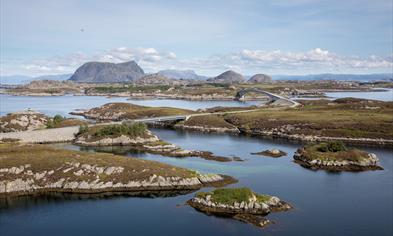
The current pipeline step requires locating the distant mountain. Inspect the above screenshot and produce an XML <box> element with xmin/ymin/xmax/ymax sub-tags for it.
<box><xmin>157</xmin><ymin>69</ymin><xmax>207</xmax><ymax>80</ymax></box>
<box><xmin>134</xmin><ymin>73</ymin><xmax>174</xmax><ymax>85</ymax></box>
<box><xmin>69</xmin><ymin>61</ymin><xmax>144</xmax><ymax>83</ymax></box>
<box><xmin>207</xmin><ymin>70</ymin><xmax>245</xmax><ymax>84</ymax></box>
<box><xmin>0</xmin><ymin>74</ymin><xmax>71</xmax><ymax>85</ymax></box>
<box><xmin>248</xmin><ymin>74</ymin><xmax>272</xmax><ymax>83</ymax></box>
<box><xmin>272</xmin><ymin>73</ymin><xmax>393</xmax><ymax>81</ymax></box>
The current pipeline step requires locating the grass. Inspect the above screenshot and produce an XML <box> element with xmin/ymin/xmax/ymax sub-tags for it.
<box><xmin>196</xmin><ymin>188</ymin><xmax>272</xmax><ymax>205</ymax></box>
<box><xmin>0</xmin><ymin>143</ymin><xmax>198</xmax><ymax>183</ymax></box>
<box><xmin>300</xmin><ymin>143</ymin><xmax>370</xmax><ymax>162</ymax></box>
<box><xmin>83</xmin><ymin>102</ymin><xmax>194</xmax><ymax>121</ymax></box>
<box><xmin>183</xmin><ymin>115</ymin><xmax>236</xmax><ymax>129</ymax></box>
<box><xmin>46</xmin><ymin>115</ymin><xmax>88</xmax><ymax>128</ymax></box>
<box><xmin>224</xmin><ymin>99</ymin><xmax>393</xmax><ymax>139</ymax></box>
<box><xmin>77</xmin><ymin>122</ymin><xmax>150</xmax><ymax>141</ymax></box>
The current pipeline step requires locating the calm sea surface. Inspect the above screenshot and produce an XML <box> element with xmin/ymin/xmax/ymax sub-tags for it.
<box><xmin>0</xmin><ymin>92</ymin><xmax>392</xmax><ymax>236</ymax></box>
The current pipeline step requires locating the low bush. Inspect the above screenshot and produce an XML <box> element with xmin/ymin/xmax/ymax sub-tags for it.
<box><xmin>317</xmin><ymin>141</ymin><xmax>347</xmax><ymax>152</ymax></box>
<box><xmin>93</xmin><ymin>122</ymin><xmax>147</xmax><ymax>138</ymax></box>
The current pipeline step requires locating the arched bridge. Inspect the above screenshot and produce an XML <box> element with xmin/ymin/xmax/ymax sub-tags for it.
<box><xmin>235</xmin><ymin>88</ymin><xmax>300</xmax><ymax>107</ymax></box>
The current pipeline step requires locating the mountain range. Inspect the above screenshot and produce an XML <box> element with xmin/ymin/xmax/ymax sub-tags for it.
<box><xmin>2</xmin><ymin>59</ymin><xmax>392</xmax><ymax>85</ymax></box>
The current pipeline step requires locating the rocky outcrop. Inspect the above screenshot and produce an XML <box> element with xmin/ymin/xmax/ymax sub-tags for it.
<box><xmin>207</xmin><ymin>70</ymin><xmax>245</xmax><ymax>84</ymax></box>
<box><xmin>251</xmin><ymin>149</ymin><xmax>287</xmax><ymax>157</ymax></box>
<box><xmin>240</xmin><ymin>127</ymin><xmax>393</xmax><ymax>147</ymax></box>
<box><xmin>134</xmin><ymin>73</ymin><xmax>176</xmax><ymax>85</ymax></box>
<box><xmin>248</xmin><ymin>74</ymin><xmax>272</xmax><ymax>84</ymax></box>
<box><xmin>0</xmin><ymin>110</ymin><xmax>49</xmax><ymax>133</ymax></box>
<box><xmin>69</xmin><ymin>61</ymin><xmax>145</xmax><ymax>83</ymax></box>
<box><xmin>0</xmin><ymin>162</ymin><xmax>233</xmax><ymax>196</ymax></box>
<box><xmin>187</xmin><ymin>188</ymin><xmax>292</xmax><ymax>228</ymax></box>
<box><xmin>174</xmin><ymin>124</ymin><xmax>240</xmax><ymax>133</ymax></box>
<box><xmin>74</xmin><ymin>131</ymin><xmax>160</xmax><ymax>146</ymax></box>
<box><xmin>293</xmin><ymin>147</ymin><xmax>383</xmax><ymax>171</ymax></box>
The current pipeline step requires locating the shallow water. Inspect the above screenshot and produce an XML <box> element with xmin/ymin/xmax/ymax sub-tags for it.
<box><xmin>1</xmin><ymin>128</ymin><xmax>392</xmax><ymax>236</ymax></box>
<box><xmin>326</xmin><ymin>89</ymin><xmax>393</xmax><ymax>101</ymax></box>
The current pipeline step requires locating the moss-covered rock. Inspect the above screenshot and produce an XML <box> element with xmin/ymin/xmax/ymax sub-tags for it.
<box><xmin>188</xmin><ymin>187</ymin><xmax>292</xmax><ymax>228</ymax></box>
<box><xmin>294</xmin><ymin>142</ymin><xmax>383</xmax><ymax>171</ymax></box>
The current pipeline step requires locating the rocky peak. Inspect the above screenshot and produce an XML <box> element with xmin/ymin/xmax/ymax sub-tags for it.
<box><xmin>208</xmin><ymin>70</ymin><xmax>245</xmax><ymax>84</ymax></box>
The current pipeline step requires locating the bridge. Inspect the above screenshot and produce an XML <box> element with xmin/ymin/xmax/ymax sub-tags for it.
<box><xmin>0</xmin><ymin>90</ymin><xmax>300</xmax><ymax>143</ymax></box>
<box><xmin>235</xmin><ymin>88</ymin><xmax>300</xmax><ymax>107</ymax></box>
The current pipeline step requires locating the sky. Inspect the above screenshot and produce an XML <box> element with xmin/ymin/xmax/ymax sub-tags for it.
<box><xmin>0</xmin><ymin>0</ymin><xmax>392</xmax><ymax>76</ymax></box>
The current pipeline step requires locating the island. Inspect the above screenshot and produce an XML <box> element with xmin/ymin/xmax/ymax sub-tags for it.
<box><xmin>74</xmin><ymin>122</ymin><xmax>239</xmax><ymax>162</ymax></box>
<box><xmin>0</xmin><ymin>110</ymin><xmax>87</xmax><ymax>133</ymax></box>
<box><xmin>251</xmin><ymin>149</ymin><xmax>287</xmax><ymax>157</ymax></box>
<box><xmin>0</xmin><ymin>143</ymin><xmax>236</xmax><ymax>196</ymax></box>
<box><xmin>293</xmin><ymin>141</ymin><xmax>383</xmax><ymax>171</ymax></box>
<box><xmin>187</xmin><ymin>187</ymin><xmax>292</xmax><ymax>228</ymax></box>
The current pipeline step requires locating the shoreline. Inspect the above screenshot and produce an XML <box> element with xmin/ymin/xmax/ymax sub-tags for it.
<box><xmin>0</xmin><ymin>174</ymin><xmax>237</xmax><ymax>198</ymax></box>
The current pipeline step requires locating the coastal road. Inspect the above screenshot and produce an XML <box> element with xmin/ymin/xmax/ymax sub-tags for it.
<box><xmin>0</xmin><ymin>107</ymin><xmax>285</xmax><ymax>143</ymax></box>
<box><xmin>0</xmin><ymin>93</ymin><xmax>300</xmax><ymax>143</ymax></box>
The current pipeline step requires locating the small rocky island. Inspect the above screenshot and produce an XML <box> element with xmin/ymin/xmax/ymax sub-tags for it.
<box><xmin>188</xmin><ymin>187</ymin><xmax>292</xmax><ymax>228</ymax></box>
<box><xmin>0</xmin><ymin>110</ymin><xmax>87</xmax><ymax>133</ymax></box>
<box><xmin>251</xmin><ymin>149</ymin><xmax>287</xmax><ymax>158</ymax></box>
<box><xmin>293</xmin><ymin>141</ymin><xmax>383</xmax><ymax>171</ymax></box>
<box><xmin>0</xmin><ymin>143</ymin><xmax>236</xmax><ymax>196</ymax></box>
<box><xmin>74</xmin><ymin>122</ymin><xmax>238</xmax><ymax>162</ymax></box>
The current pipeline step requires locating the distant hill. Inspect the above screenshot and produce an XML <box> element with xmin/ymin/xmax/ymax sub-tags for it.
<box><xmin>157</xmin><ymin>69</ymin><xmax>207</xmax><ymax>80</ymax></box>
<box><xmin>0</xmin><ymin>74</ymin><xmax>71</xmax><ymax>85</ymax></box>
<box><xmin>135</xmin><ymin>73</ymin><xmax>174</xmax><ymax>85</ymax></box>
<box><xmin>248</xmin><ymin>74</ymin><xmax>272</xmax><ymax>83</ymax></box>
<box><xmin>207</xmin><ymin>70</ymin><xmax>245</xmax><ymax>84</ymax></box>
<box><xmin>272</xmin><ymin>73</ymin><xmax>393</xmax><ymax>81</ymax></box>
<box><xmin>69</xmin><ymin>61</ymin><xmax>144</xmax><ymax>83</ymax></box>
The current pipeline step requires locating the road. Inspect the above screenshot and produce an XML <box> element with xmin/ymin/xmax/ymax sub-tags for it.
<box><xmin>0</xmin><ymin>92</ymin><xmax>300</xmax><ymax>143</ymax></box>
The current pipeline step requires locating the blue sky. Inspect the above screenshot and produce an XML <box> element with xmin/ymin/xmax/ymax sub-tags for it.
<box><xmin>1</xmin><ymin>0</ymin><xmax>392</xmax><ymax>76</ymax></box>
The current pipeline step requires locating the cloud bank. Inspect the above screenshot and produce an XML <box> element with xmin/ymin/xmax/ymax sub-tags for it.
<box><xmin>1</xmin><ymin>47</ymin><xmax>392</xmax><ymax>76</ymax></box>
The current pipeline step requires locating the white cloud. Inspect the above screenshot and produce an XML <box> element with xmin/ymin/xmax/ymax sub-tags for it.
<box><xmin>1</xmin><ymin>47</ymin><xmax>392</xmax><ymax>76</ymax></box>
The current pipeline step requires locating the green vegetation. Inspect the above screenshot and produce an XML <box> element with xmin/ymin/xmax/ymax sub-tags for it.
<box><xmin>196</xmin><ymin>188</ymin><xmax>271</xmax><ymax>205</ymax></box>
<box><xmin>301</xmin><ymin>143</ymin><xmax>370</xmax><ymax>162</ymax></box>
<box><xmin>93</xmin><ymin>123</ymin><xmax>147</xmax><ymax>138</ymax></box>
<box><xmin>78</xmin><ymin>124</ymin><xmax>89</xmax><ymax>135</ymax></box>
<box><xmin>224</xmin><ymin>99</ymin><xmax>393</xmax><ymax>140</ymax></box>
<box><xmin>78</xmin><ymin>122</ymin><xmax>149</xmax><ymax>140</ymax></box>
<box><xmin>317</xmin><ymin>141</ymin><xmax>347</xmax><ymax>152</ymax></box>
<box><xmin>47</xmin><ymin>114</ymin><xmax>88</xmax><ymax>128</ymax></box>
<box><xmin>182</xmin><ymin>115</ymin><xmax>236</xmax><ymax>129</ymax></box>
<box><xmin>79</xmin><ymin>102</ymin><xmax>194</xmax><ymax>121</ymax></box>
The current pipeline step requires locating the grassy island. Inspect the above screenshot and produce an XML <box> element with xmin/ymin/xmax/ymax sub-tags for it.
<box><xmin>188</xmin><ymin>187</ymin><xmax>292</xmax><ymax>228</ymax></box>
<box><xmin>0</xmin><ymin>143</ymin><xmax>234</xmax><ymax>196</ymax></box>
<box><xmin>70</xmin><ymin>102</ymin><xmax>194</xmax><ymax>121</ymax></box>
<box><xmin>294</xmin><ymin>141</ymin><xmax>383</xmax><ymax>171</ymax></box>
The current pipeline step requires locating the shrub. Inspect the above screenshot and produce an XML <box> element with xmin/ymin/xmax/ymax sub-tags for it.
<box><xmin>78</xmin><ymin>125</ymin><xmax>89</xmax><ymax>135</ymax></box>
<box><xmin>93</xmin><ymin>122</ymin><xmax>147</xmax><ymax>137</ymax></box>
<box><xmin>327</xmin><ymin>141</ymin><xmax>347</xmax><ymax>152</ymax></box>
<box><xmin>47</xmin><ymin>114</ymin><xmax>66</xmax><ymax>128</ymax></box>
<box><xmin>317</xmin><ymin>141</ymin><xmax>347</xmax><ymax>152</ymax></box>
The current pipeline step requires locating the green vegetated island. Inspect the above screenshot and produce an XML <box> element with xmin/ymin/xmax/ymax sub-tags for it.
<box><xmin>0</xmin><ymin>143</ymin><xmax>236</xmax><ymax>196</ymax></box>
<box><xmin>188</xmin><ymin>187</ymin><xmax>292</xmax><ymax>228</ymax></box>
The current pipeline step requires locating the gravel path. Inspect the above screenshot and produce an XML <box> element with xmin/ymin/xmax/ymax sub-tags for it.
<box><xmin>0</xmin><ymin>126</ymin><xmax>79</xmax><ymax>143</ymax></box>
